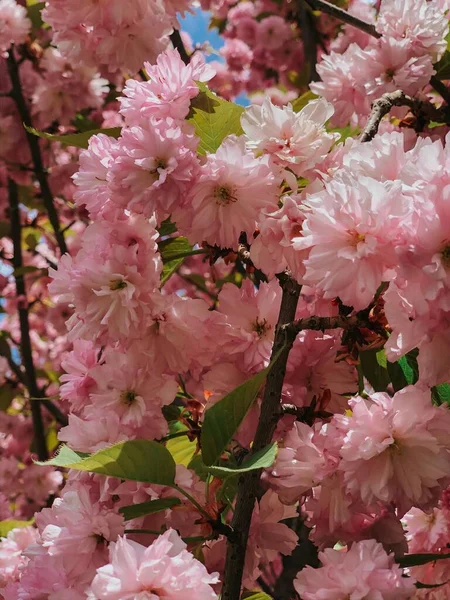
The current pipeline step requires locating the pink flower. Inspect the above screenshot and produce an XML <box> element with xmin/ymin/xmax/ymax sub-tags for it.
<box><xmin>72</xmin><ymin>133</ymin><xmax>119</xmax><ymax>220</ymax></box>
<box><xmin>376</xmin><ymin>0</ymin><xmax>448</xmax><ymax>60</ymax></box>
<box><xmin>257</xmin><ymin>16</ymin><xmax>292</xmax><ymax>50</ymax></box>
<box><xmin>404</xmin><ymin>506</ymin><xmax>450</xmax><ymax>552</ymax></box>
<box><xmin>217</xmin><ymin>278</ymin><xmax>281</xmax><ymax>371</ymax></box>
<box><xmin>108</xmin><ymin>119</ymin><xmax>199</xmax><ymax>222</ymax></box>
<box><xmin>336</xmin><ymin>386</ymin><xmax>450</xmax><ymax>515</ymax></box>
<box><xmin>0</xmin><ymin>0</ymin><xmax>31</xmax><ymax>53</ymax></box>
<box><xmin>87</xmin><ymin>530</ymin><xmax>219</xmax><ymax>600</ymax></box>
<box><xmin>120</xmin><ymin>49</ymin><xmax>214</xmax><ymax>125</ymax></box>
<box><xmin>220</xmin><ymin>39</ymin><xmax>253</xmax><ymax>71</ymax></box>
<box><xmin>36</xmin><ymin>484</ymin><xmax>124</xmax><ymax>583</ymax></box>
<box><xmin>58</xmin><ymin>411</ymin><xmax>128</xmax><ymax>453</ymax></box>
<box><xmin>60</xmin><ymin>340</ymin><xmax>99</xmax><ymax>412</ymax></box>
<box><xmin>268</xmin><ymin>422</ymin><xmax>327</xmax><ymax>504</ymax></box>
<box><xmin>177</xmin><ymin>135</ymin><xmax>280</xmax><ymax>249</ymax></box>
<box><xmin>294</xmin><ymin>539</ymin><xmax>415</xmax><ymax>600</ymax></box>
<box><xmin>241</xmin><ymin>98</ymin><xmax>338</xmax><ymax>177</ymax></box>
<box><xmin>250</xmin><ymin>194</ymin><xmax>307</xmax><ymax>280</ymax></box>
<box><xmin>294</xmin><ymin>175</ymin><xmax>411</xmax><ymax>310</ymax></box>
<box><xmin>0</xmin><ymin>526</ymin><xmax>39</xmax><ymax>588</ymax></box>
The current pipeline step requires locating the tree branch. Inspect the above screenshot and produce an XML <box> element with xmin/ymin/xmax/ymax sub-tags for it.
<box><xmin>221</xmin><ymin>274</ymin><xmax>301</xmax><ymax>600</ymax></box>
<box><xmin>298</xmin><ymin>0</ymin><xmax>319</xmax><ymax>82</ymax></box>
<box><xmin>8</xmin><ymin>178</ymin><xmax>48</xmax><ymax>461</ymax></box>
<box><xmin>304</xmin><ymin>0</ymin><xmax>381</xmax><ymax>38</ymax></box>
<box><xmin>6</xmin><ymin>49</ymin><xmax>68</xmax><ymax>257</ymax></box>
<box><xmin>170</xmin><ymin>29</ymin><xmax>191</xmax><ymax>65</ymax></box>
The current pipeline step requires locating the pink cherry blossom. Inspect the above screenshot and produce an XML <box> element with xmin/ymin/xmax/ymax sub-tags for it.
<box><xmin>0</xmin><ymin>0</ymin><xmax>31</xmax><ymax>53</ymax></box>
<box><xmin>87</xmin><ymin>530</ymin><xmax>219</xmax><ymax>600</ymax></box>
<box><xmin>294</xmin><ymin>539</ymin><xmax>415</xmax><ymax>600</ymax></box>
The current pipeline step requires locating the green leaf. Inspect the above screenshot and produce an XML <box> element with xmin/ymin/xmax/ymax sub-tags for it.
<box><xmin>37</xmin><ymin>440</ymin><xmax>176</xmax><ymax>486</ymax></box>
<box><xmin>27</xmin><ymin>1</ymin><xmax>45</xmax><ymax>30</ymax></box>
<box><xmin>201</xmin><ymin>347</ymin><xmax>284</xmax><ymax>466</ymax></box>
<box><xmin>0</xmin><ymin>519</ymin><xmax>34</xmax><ymax>538</ymax></box>
<box><xmin>242</xmin><ymin>592</ymin><xmax>273</xmax><ymax>600</ymax></box>
<box><xmin>13</xmin><ymin>266</ymin><xmax>47</xmax><ymax>277</ymax></box>
<box><xmin>166</xmin><ymin>433</ymin><xmax>197</xmax><ymax>466</ymax></box>
<box><xmin>119</xmin><ymin>497</ymin><xmax>181</xmax><ymax>521</ymax></box>
<box><xmin>432</xmin><ymin>382</ymin><xmax>450</xmax><ymax>406</ymax></box>
<box><xmin>160</xmin><ymin>258</ymin><xmax>184</xmax><ymax>286</ymax></box>
<box><xmin>24</xmin><ymin>126</ymin><xmax>122</xmax><ymax>149</ymax></box>
<box><xmin>434</xmin><ymin>51</ymin><xmax>450</xmax><ymax>80</ymax></box>
<box><xmin>207</xmin><ymin>442</ymin><xmax>277</xmax><ymax>478</ymax></box>
<box><xmin>387</xmin><ymin>350</ymin><xmax>419</xmax><ymax>392</ymax></box>
<box><xmin>158</xmin><ymin>218</ymin><xmax>177</xmax><ymax>237</ymax></box>
<box><xmin>398</xmin><ymin>552</ymin><xmax>450</xmax><ymax>568</ymax></box>
<box><xmin>188</xmin><ymin>84</ymin><xmax>244</xmax><ymax>155</ymax></box>
<box><xmin>0</xmin><ymin>384</ymin><xmax>16</xmax><ymax>411</ymax></box>
<box><xmin>291</xmin><ymin>90</ymin><xmax>318</xmax><ymax>112</ymax></box>
<box><xmin>359</xmin><ymin>348</ymin><xmax>391</xmax><ymax>392</ymax></box>
<box><xmin>158</xmin><ymin>236</ymin><xmax>194</xmax><ymax>262</ymax></box>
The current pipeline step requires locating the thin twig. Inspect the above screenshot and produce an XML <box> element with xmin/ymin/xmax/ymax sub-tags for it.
<box><xmin>170</xmin><ymin>29</ymin><xmax>191</xmax><ymax>65</ymax></box>
<box><xmin>430</xmin><ymin>75</ymin><xmax>450</xmax><ymax>105</ymax></box>
<box><xmin>8</xmin><ymin>178</ymin><xmax>48</xmax><ymax>461</ymax></box>
<box><xmin>304</xmin><ymin>0</ymin><xmax>381</xmax><ymax>38</ymax></box>
<box><xmin>221</xmin><ymin>274</ymin><xmax>301</xmax><ymax>600</ymax></box>
<box><xmin>6</xmin><ymin>49</ymin><xmax>68</xmax><ymax>256</ymax></box>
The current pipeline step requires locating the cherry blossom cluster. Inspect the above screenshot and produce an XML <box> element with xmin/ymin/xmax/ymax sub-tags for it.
<box><xmin>2</xmin><ymin>0</ymin><xmax>450</xmax><ymax>598</ymax></box>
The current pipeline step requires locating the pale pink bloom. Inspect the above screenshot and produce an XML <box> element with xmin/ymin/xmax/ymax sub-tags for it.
<box><xmin>249</xmin><ymin>194</ymin><xmax>308</xmax><ymax>280</ymax></box>
<box><xmin>294</xmin><ymin>175</ymin><xmax>411</xmax><ymax>310</ymax></box>
<box><xmin>294</xmin><ymin>539</ymin><xmax>415</xmax><ymax>600</ymax></box>
<box><xmin>311</xmin><ymin>44</ymin><xmax>371</xmax><ymax>126</ymax></box>
<box><xmin>285</xmin><ymin>330</ymin><xmax>358</xmax><ymax>413</ymax></box>
<box><xmin>108</xmin><ymin>119</ymin><xmax>199</xmax><ymax>222</ymax></box>
<box><xmin>176</xmin><ymin>135</ymin><xmax>280</xmax><ymax>249</ymax></box>
<box><xmin>60</xmin><ymin>340</ymin><xmax>99</xmax><ymax>412</ymax></box>
<box><xmin>36</xmin><ymin>484</ymin><xmax>124</xmax><ymax>582</ymax></box>
<box><xmin>3</xmin><ymin>554</ymin><xmax>85</xmax><ymax>600</ymax></box>
<box><xmin>20</xmin><ymin>465</ymin><xmax>63</xmax><ymax>504</ymax></box>
<box><xmin>221</xmin><ymin>39</ymin><xmax>253</xmax><ymax>71</ymax></box>
<box><xmin>87</xmin><ymin>530</ymin><xmax>219</xmax><ymax>600</ymax></box>
<box><xmin>268</xmin><ymin>421</ymin><xmax>327</xmax><ymax>504</ymax></box>
<box><xmin>376</xmin><ymin>0</ymin><xmax>448</xmax><ymax>60</ymax></box>
<box><xmin>0</xmin><ymin>0</ymin><xmax>31</xmax><ymax>52</ymax></box>
<box><xmin>364</xmin><ymin>40</ymin><xmax>435</xmax><ymax>99</ymax></box>
<box><xmin>72</xmin><ymin>133</ymin><xmax>118</xmax><ymax>219</ymax></box>
<box><xmin>241</xmin><ymin>98</ymin><xmax>338</xmax><ymax>177</ymax></box>
<box><xmin>87</xmin><ymin>348</ymin><xmax>177</xmax><ymax>430</ymax></box>
<box><xmin>58</xmin><ymin>412</ymin><xmax>128</xmax><ymax>453</ymax></box>
<box><xmin>337</xmin><ymin>386</ymin><xmax>450</xmax><ymax>515</ymax></box>
<box><xmin>0</xmin><ymin>526</ymin><xmax>39</xmax><ymax>588</ymax></box>
<box><xmin>217</xmin><ymin>278</ymin><xmax>281</xmax><ymax>371</ymax></box>
<box><xmin>120</xmin><ymin>49</ymin><xmax>214</xmax><ymax>124</ymax></box>
<box><xmin>257</xmin><ymin>16</ymin><xmax>292</xmax><ymax>50</ymax></box>
<box><xmin>404</xmin><ymin>507</ymin><xmax>450</xmax><ymax>552</ymax></box>
<box><xmin>244</xmin><ymin>490</ymin><xmax>298</xmax><ymax>586</ymax></box>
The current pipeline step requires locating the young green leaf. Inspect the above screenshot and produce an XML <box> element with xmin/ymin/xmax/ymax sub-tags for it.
<box><xmin>207</xmin><ymin>442</ymin><xmax>277</xmax><ymax>478</ymax></box>
<box><xmin>188</xmin><ymin>84</ymin><xmax>244</xmax><ymax>155</ymax></box>
<box><xmin>387</xmin><ymin>350</ymin><xmax>419</xmax><ymax>392</ymax></box>
<box><xmin>37</xmin><ymin>440</ymin><xmax>176</xmax><ymax>486</ymax></box>
<box><xmin>0</xmin><ymin>519</ymin><xmax>34</xmax><ymax>538</ymax></box>
<box><xmin>359</xmin><ymin>348</ymin><xmax>391</xmax><ymax>392</ymax></box>
<box><xmin>201</xmin><ymin>347</ymin><xmax>284</xmax><ymax>466</ymax></box>
<box><xmin>432</xmin><ymin>382</ymin><xmax>450</xmax><ymax>406</ymax></box>
<box><xmin>291</xmin><ymin>90</ymin><xmax>318</xmax><ymax>112</ymax></box>
<box><xmin>119</xmin><ymin>497</ymin><xmax>181</xmax><ymax>521</ymax></box>
<box><xmin>166</xmin><ymin>433</ymin><xmax>197</xmax><ymax>466</ymax></box>
<box><xmin>24</xmin><ymin>126</ymin><xmax>122</xmax><ymax>149</ymax></box>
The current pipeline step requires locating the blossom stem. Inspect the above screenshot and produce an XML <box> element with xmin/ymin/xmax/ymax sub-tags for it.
<box><xmin>6</xmin><ymin>48</ymin><xmax>68</xmax><ymax>257</ymax></box>
<box><xmin>304</xmin><ymin>0</ymin><xmax>381</xmax><ymax>38</ymax></box>
<box><xmin>221</xmin><ymin>274</ymin><xmax>301</xmax><ymax>600</ymax></box>
<box><xmin>8</xmin><ymin>178</ymin><xmax>48</xmax><ymax>461</ymax></box>
<box><xmin>170</xmin><ymin>483</ymin><xmax>213</xmax><ymax>522</ymax></box>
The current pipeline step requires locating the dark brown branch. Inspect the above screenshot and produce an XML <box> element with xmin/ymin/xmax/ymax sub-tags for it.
<box><xmin>8</xmin><ymin>178</ymin><xmax>48</xmax><ymax>461</ymax></box>
<box><xmin>6</xmin><ymin>49</ymin><xmax>68</xmax><ymax>257</ymax></box>
<box><xmin>170</xmin><ymin>29</ymin><xmax>191</xmax><ymax>65</ymax></box>
<box><xmin>221</xmin><ymin>275</ymin><xmax>301</xmax><ymax>600</ymax></box>
<box><xmin>282</xmin><ymin>312</ymin><xmax>361</xmax><ymax>336</ymax></box>
<box><xmin>304</xmin><ymin>0</ymin><xmax>381</xmax><ymax>38</ymax></box>
<box><xmin>298</xmin><ymin>0</ymin><xmax>319</xmax><ymax>82</ymax></box>
<box><xmin>430</xmin><ymin>75</ymin><xmax>450</xmax><ymax>106</ymax></box>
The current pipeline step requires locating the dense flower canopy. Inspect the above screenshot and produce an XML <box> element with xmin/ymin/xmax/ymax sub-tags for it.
<box><xmin>2</xmin><ymin>0</ymin><xmax>450</xmax><ymax>598</ymax></box>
